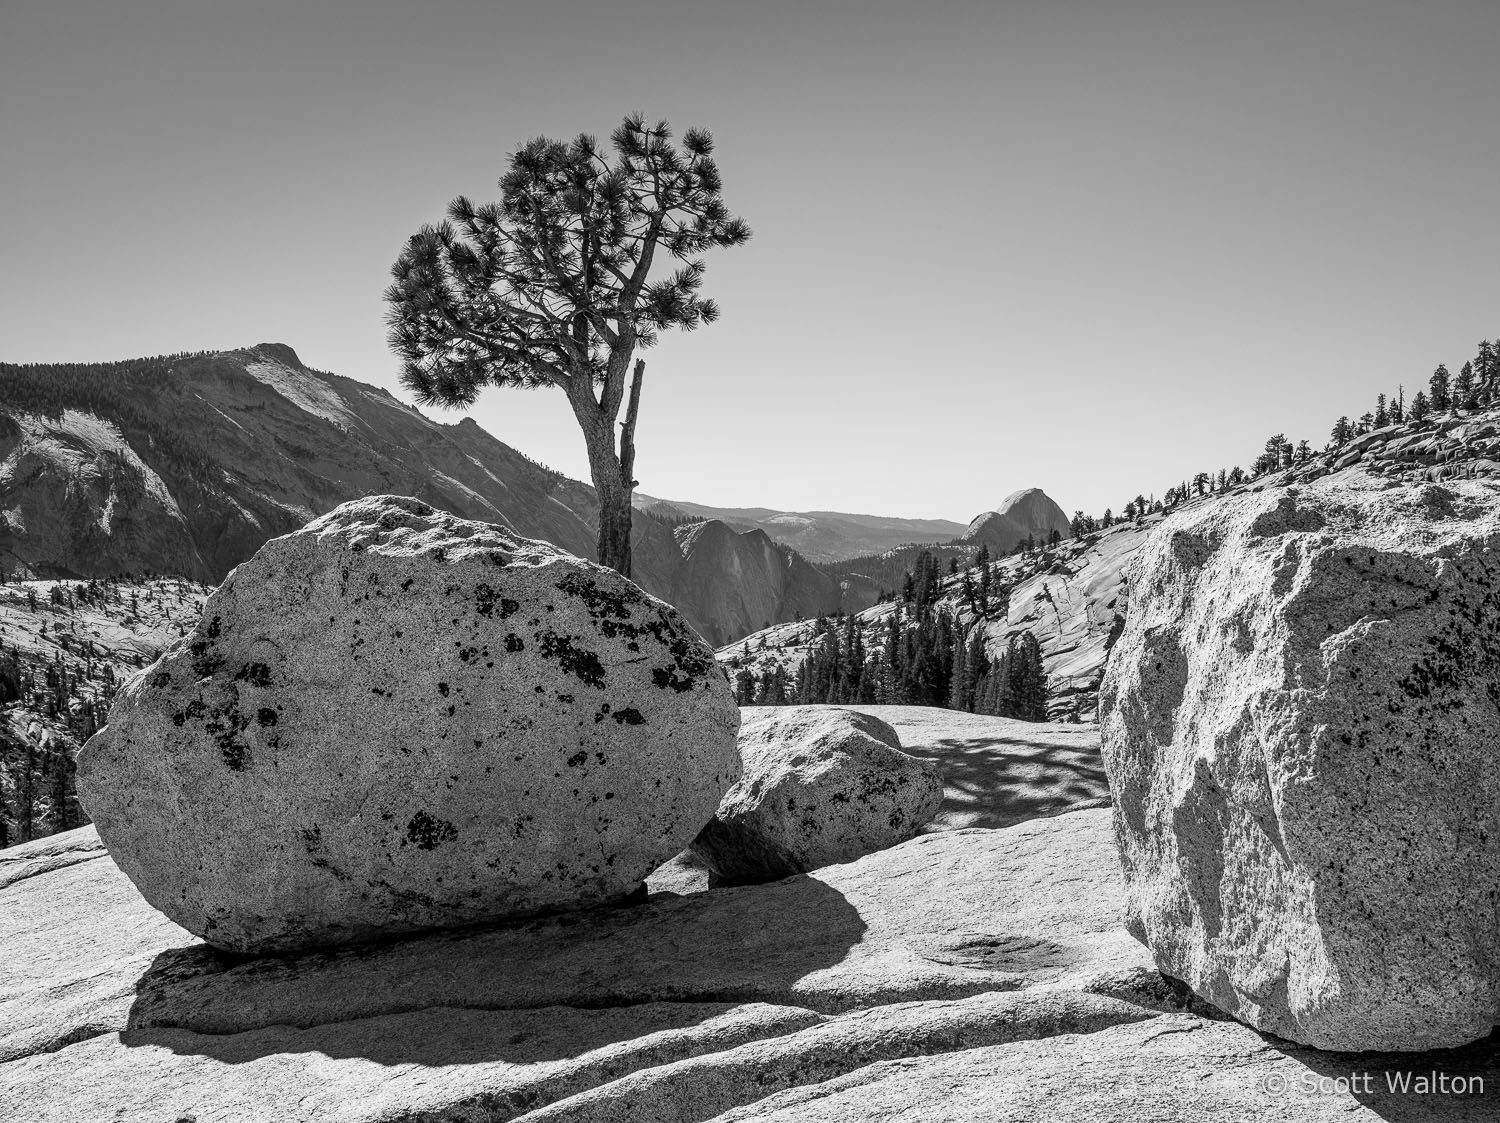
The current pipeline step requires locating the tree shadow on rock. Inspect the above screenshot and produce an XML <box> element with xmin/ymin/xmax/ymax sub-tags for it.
<box><xmin>122</xmin><ymin>875</ymin><xmax>866</xmax><ymax>1067</ymax></box>
<box><xmin>900</xmin><ymin>732</ymin><xmax>1110</xmax><ymax>831</ymax></box>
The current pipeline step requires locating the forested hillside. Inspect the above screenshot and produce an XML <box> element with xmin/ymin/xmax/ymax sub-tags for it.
<box><xmin>0</xmin><ymin>575</ymin><xmax>209</xmax><ymax>847</ymax></box>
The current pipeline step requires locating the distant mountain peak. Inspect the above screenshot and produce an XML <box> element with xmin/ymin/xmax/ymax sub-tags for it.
<box><xmin>961</xmin><ymin>488</ymin><xmax>1072</xmax><ymax>551</ymax></box>
<box><xmin>242</xmin><ymin>342</ymin><xmax>304</xmax><ymax>367</ymax></box>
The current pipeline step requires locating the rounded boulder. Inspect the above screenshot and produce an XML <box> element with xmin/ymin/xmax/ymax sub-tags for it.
<box><xmin>77</xmin><ymin>496</ymin><xmax>741</xmax><ymax>953</ymax></box>
<box><xmin>689</xmin><ymin>705</ymin><xmax>943</xmax><ymax>885</ymax></box>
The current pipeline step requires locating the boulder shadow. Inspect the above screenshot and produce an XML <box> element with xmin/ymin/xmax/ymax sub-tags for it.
<box><xmin>1267</xmin><ymin>1027</ymin><xmax>1500</xmax><ymax>1122</ymax></box>
<box><xmin>121</xmin><ymin>874</ymin><xmax>867</xmax><ymax>1068</ymax></box>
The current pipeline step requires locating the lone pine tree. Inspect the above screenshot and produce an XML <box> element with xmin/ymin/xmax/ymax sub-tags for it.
<box><xmin>384</xmin><ymin>115</ymin><xmax>749</xmax><ymax>576</ymax></box>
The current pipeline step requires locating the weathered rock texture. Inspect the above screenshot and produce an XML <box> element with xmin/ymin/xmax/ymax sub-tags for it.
<box><xmin>1101</xmin><ymin>470</ymin><xmax>1500</xmax><ymax>1051</ymax></box>
<box><xmin>689</xmin><ymin>707</ymin><xmax>943</xmax><ymax>885</ymax></box>
<box><xmin>711</xmin><ymin>1014</ymin><xmax>1500</xmax><ymax>1122</ymax></box>
<box><xmin>76</xmin><ymin>496</ymin><xmax>740</xmax><ymax>953</ymax></box>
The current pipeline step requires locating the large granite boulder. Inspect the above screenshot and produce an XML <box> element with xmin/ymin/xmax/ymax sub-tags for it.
<box><xmin>689</xmin><ymin>706</ymin><xmax>943</xmax><ymax>885</ymax></box>
<box><xmin>1101</xmin><ymin>471</ymin><xmax>1500</xmax><ymax>1051</ymax></box>
<box><xmin>76</xmin><ymin>495</ymin><xmax>740</xmax><ymax>953</ymax></box>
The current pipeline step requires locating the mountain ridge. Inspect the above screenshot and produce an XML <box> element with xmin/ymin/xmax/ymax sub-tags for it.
<box><xmin>633</xmin><ymin>494</ymin><xmax>968</xmax><ymax>562</ymax></box>
<box><xmin>0</xmin><ymin>344</ymin><xmax>840</xmax><ymax>646</ymax></box>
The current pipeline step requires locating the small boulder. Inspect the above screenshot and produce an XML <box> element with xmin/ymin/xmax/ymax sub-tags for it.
<box><xmin>689</xmin><ymin>706</ymin><xmax>942</xmax><ymax>885</ymax></box>
<box><xmin>77</xmin><ymin>496</ymin><xmax>740</xmax><ymax>953</ymax></box>
<box><xmin>1101</xmin><ymin>472</ymin><xmax>1500</xmax><ymax>1051</ymax></box>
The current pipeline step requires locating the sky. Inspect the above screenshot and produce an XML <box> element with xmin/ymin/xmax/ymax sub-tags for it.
<box><xmin>3</xmin><ymin>0</ymin><xmax>1498</xmax><ymax>523</ymax></box>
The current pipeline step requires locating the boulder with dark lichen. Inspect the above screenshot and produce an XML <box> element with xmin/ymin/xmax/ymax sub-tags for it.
<box><xmin>77</xmin><ymin>495</ymin><xmax>740</xmax><ymax>953</ymax></box>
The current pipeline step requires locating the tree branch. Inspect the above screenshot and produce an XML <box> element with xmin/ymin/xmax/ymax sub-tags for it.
<box><xmin>619</xmin><ymin>359</ymin><xmax>645</xmax><ymax>489</ymax></box>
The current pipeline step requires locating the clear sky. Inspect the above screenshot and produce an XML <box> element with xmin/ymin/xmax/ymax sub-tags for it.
<box><xmin>3</xmin><ymin>0</ymin><xmax>1497</xmax><ymax>523</ymax></box>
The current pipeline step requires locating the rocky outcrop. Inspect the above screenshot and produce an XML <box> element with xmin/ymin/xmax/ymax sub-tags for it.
<box><xmin>76</xmin><ymin>496</ymin><xmax>740</xmax><ymax>953</ymax></box>
<box><xmin>960</xmin><ymin>487</ymin><xmax>1072</xmax><ymax>553</ymax></box>
<box><xmin>1101</xmin><ymin>469</ymin><xmax>1500</xmax><ymax>1051</ymax></box>
<box><xmin>0</xmin><ymin>345</ymin><xmax>847</xmax><ymax>645</ymax></box>
<box><xmin>690</xmin><ymin>707</ymin><xmax>942</xmax><ymax>885</ymax></box>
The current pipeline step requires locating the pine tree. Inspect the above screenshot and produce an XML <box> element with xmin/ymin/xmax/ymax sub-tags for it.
<box><xmin>383</xmin><ymin>116</ymin><xmax>750</xmax><ymax>576</ymax></box>
<box><xmin>948</xmin><ymin>633</ymin><xmax>968</xmax><ymax>711</ymax></box>
<box><xmin>1429</xmin><ymin>364</ymin><xmax>1452</xmax><ymax>412</ymax></box>
<box><xmin>1389</xmin><ymin>388</ymin><xmax>1404</xmax><ymax>424</ymax></box>
<box><xmin>1331</xmin><ymin>416</ymin><xmax>1352</xmax><ymax>444</ymax></box>
<box><xmin>1374</xmin><ymin>394</ymin><xmax>1388</xmax><ymax>428</ymax></box>
<box><xmin>1410</xmin><ymin>390</ymin><xmax>1430</xmax><ymax>422</ymax></box>
<box><xmin>1457</xmin><ymin>361</ymin><xmax>1476</xmax><ymax>406</ymax></box>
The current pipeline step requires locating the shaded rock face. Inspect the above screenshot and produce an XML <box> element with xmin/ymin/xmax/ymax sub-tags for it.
<box><xmin>76</xmin><ymin>496</ymin><xmax>740</xmax><ymax>953</ymax></box>
<box><xmin>689</xmin><ymin>706</ymin><xmax>943</xmax><ymax>885</ymax></box>
<box><xmin>1100</xmin><ymin>470</ymin><xmax>1500</xmax><ymax>1051</ymax></box>
<box><xmin>961</xmin><ymin>487</ymin><xmax>1072</xmax><ymax>552</ymax></box>
<box><xmin>672</xmin><ymin>521</ymin><xmax>842</xmax><ymax>647</ymax></box>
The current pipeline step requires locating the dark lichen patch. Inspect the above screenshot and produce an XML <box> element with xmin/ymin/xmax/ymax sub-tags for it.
<box><xmin>205</xmin><ymin>615</ymin><xmax>223</xmax><ymax>640</ymax></box>
<box><xmin>256</xmin><ymin>707</ymin><xmax>278</xmax><ymax>727</ymax></box>
<box><xmin>566</xmin><ymin>750</ymin><xmax>588</xmax><ymax>767</ymax></box>
<box><xmin>652</xmin><ymin>666</ymin><xmax>698</xmax><ymax>693</ymax></box>
<box><xmin>206</xmin><ymin>718</ymin><xmax>252</xmax><ymax>771</ymax></box>
<box><xmin>505</xmin><ymin>633</ymin><xmax>525</xmax><ymax>653</ymax></box>
<box><xmin>611</xmin><ymin>707</ymin><xmax>646</xmax><ymax>725</ymax></box>
<box><xmin>404</xmin><ymin>811</ymin><xmax>458</xmax><ymax>850</ymax></box>
<box><xmin>474</xmin><ymin>583</ymin><xmax>520</xmax><ymax>619</ymax></box>
<box><xmin>437</xmin><ymin>682</ymin><xmax>450</xmax><ymax>697</ymax></box>
<box><xmin>171</xmin><ymin>698</ymin><xmax>207</xmax><ymax>727</ymax></box>
<box><xmin>188</xmin><ymin>639</ymin><xmax>225</xmax><ymax>677</ymax></box>
<box><xmin>234</xmin><ymin>662</ymin><xmax>274</xmax><ymax>688</ymax></box>
<box><xmin>151</xmin><ymin>671</ymin><xmax>172</xmax><ymax>689</ymax></box>
<box><xmin>555</xmin><ymin>572</ymin><xmax>643</xmax><ymax>619</ymax></box>
<box><xmin>537</xmin><ymin>631</ymin><xmax>606</xmax><ymax>688</ymax></box>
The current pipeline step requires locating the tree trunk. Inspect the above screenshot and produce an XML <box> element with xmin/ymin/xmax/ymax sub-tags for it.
<box><xmin>580</xmin><ymin>421</ymin><xmax>633</xmax><ymax>578</ymax></box>
<box><xmin>570</xmin><ymin>361</ymin><xmax>645</xmax><ymax>579</ymax></box>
